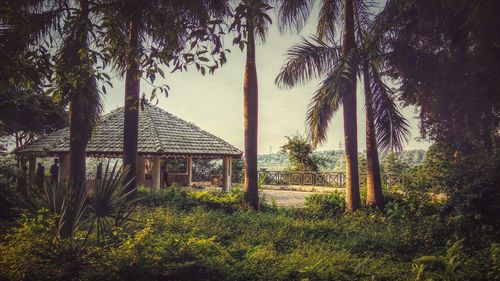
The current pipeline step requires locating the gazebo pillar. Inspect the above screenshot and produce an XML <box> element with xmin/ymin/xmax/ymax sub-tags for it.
<box><xmin>187</xmin><ymin>156</ymin><xmax>193</xmax><ymax>187</ymax></box>
<box><xmin>222</xmin><ymin>156</ymin><xmax>232</xmax><ymax>192</ymax></box>
<box><xmin>152</xmin><ymin>156</ymin><xmax>161</xmax><ymax>190</ymax></box>
<box><xmin>59</xmin><ymin>154</ymin><xmax>70</xmax><ymax>181</ymax></box>
<box><xmin>137</xmin><ymin>155</ymin><xmax>146</xmax><ymax>186</ymax></box>
<box><xmin>28</xmin><ymin>155</ymin><xmax>36</xmax><ymax>185</ymax></box>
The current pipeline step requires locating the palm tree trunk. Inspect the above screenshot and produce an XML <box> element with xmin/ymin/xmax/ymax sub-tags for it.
<box><xmin>69</xmin><ymin>103</ymin><xmax>88</xmax><ymax>189</ymax></box>
<box><xmin>342</xmin><ymin>0</ymin><xmax>360</xmax><ymax>211</ymax></box>
<box><xmin>243</xmin><ymin>23</ymin><xmax>259</xmax><ymax>210</ymax></box>
<box><xmin>123</xmin><ymin>13</ymin><xmax>141</xmax><ymax>194</ymax></box>
<box><xmin>363</xmin><ymin>65</ymin><xmax>384</xmax><ymax>210</ymax></box>
<box><xmin>62</xmin><ymin>0</ymin><xmax>90</xmax><ymax>239</ymax></box>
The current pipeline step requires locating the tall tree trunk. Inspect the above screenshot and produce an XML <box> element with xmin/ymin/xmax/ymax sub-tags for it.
<box><xmin>363</xmin><ymin>65</ymin><xmax>384</xmax><ymax>210</ymax></box>
<box><xmin>62</xmin><ymin>0</ymin><xmax>90</xmax><ymax>239</ymax></box>
<box><xmin>123</xmin><ymin>13</ymin><xmax>141</xmax><ymax>194</ymax></box>
<box><xmin>342</xmin><ymin>0</ymin><xmax>360</xmax><ymax>211</ymax></box>
<box><xmin>69</xmin><ymin>102</ymin><xmax>88</xmax><ymax>190</ymax></box>
<box><xmin>243</xmin><ymin>23</ymin><xmax>259</xmax><ymax>210</ymax></box>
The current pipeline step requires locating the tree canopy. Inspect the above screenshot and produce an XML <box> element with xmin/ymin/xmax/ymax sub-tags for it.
<box><xmin>375</xmin><ymin>0</ymin><xmax>500</xmax><ymax>151</ymax></box>
<box><xmin>280</xmin><ymin>134</ymin><xmax>328</xmax><ymax>172</ymax></box>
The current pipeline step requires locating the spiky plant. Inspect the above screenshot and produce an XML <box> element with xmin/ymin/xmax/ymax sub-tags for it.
<box><xmin>26</xmin><ymin>161</ymin><xmax>136</xmax><ymax>244</ymax></box>
<box><xmin>88</xmin><ymin>162</ymin><xmax>136</xmax><ymax>245</ymax></box>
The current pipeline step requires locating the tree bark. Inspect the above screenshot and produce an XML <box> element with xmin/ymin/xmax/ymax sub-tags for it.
<box><xmin>69</xmin><ymin>102</ymin><xmax>88</xmax><ymax>190</ymax></box>
<box><xmin>61</xmin><ymin>0</ymin><xmax>90</xmax><ymax>239</ymax></box>
<box><xmin>363</xmin><ymin>65</ymin><xmax>384</xmax><ymax>210</ymax></box>
<box><xmin>342</xmin><ymin>0</ymin><xmax>360</xmax><ymax>211</ymax></box>
<box><xmin>123</xmin><ymin>12</ymin><xmax>141</xmax><ymax>194</ymax></box>
<box><xmin>243</xmin><ymin>23</ymin><xmax>259</xmax><ymax>210</ymax></box>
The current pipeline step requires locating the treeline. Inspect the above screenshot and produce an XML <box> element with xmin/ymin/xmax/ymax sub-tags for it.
<box><xmin>258</xmin><ymin>149</ymin><xmax>426</xmax><ymax>172</ymax></box>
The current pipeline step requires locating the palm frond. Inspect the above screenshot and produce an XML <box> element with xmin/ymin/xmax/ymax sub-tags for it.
<box><xmin>353</xmin><ymin>0</ymin><xmax>375</xmax><ymax>33</ymax></box>
<box><xmin>55</xmin><ymin>8</ymin><xmax>103</xmax><ymax>136</ymax></box>
<box><xmin>307</xmin><ymin>55</ymin><xmax>357</xmax><ymax>147</ymax></box>
<box><xmin>316</xmin><ymin>0</ymin><xmax>341</xmax><ymax>42</ymax></box>
<box><xmin>275</xmin><ymin>0</ymin><xmax>313</xmax><ymax>34</ymax></box>
<box><xmin>203</xmin><ymin>0</ymin><xmax>232</xmax><ymax>18</ymax></box>
<box><xmin>275</xmin><ymin>36</ymin><xmax>340</xmax><ymax>89</ymax></box>
<box><xmin>369</xmin><ymin>64</ymin><xmax>410</xmax><ymax>154</ymax></box>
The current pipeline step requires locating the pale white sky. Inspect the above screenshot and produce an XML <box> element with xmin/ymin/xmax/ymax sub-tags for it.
<box><xmin>101</xmin><ymin>7</ymin><xmax>431</xmax><ymax>155</ymax></box>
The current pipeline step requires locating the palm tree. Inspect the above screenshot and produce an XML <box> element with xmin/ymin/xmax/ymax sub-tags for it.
<box><xmin>231</xmin><ymin>0</ymin><xmax>272</xmax><ymax>210</ymax></box>
<box><xmin>122</xmin><ymin>1</ymin><xmax>141</xmax><ymax>194</ymax></box>
<box><xmin>49</xmin><ymin>0</ymin><xmax>104</xmax><ymax>238</ymax></box>
<box><xmin>4</xmin><ymin>0</ymin><xmax>104</xmax><ymax>237</ymax></box>
<box><xmin>275</xmin><ymin>0</ymin><xmax>360</xmax><ymax>210</ymax></box>
<box><xmin>360</xmin><ymin>45</ymin><xmax>409</xmax><ymax>209</ymax></box>
<box><xmin>275</xmin><ymin>0</ymin><xmax>409</xmax><ymax>210</ymax></box>
<box><xmin>355</xmin><ymin>4</ymin><xmax>409</xmax><ymax>209</ymax></box>
<box><xmin>57</xmin><ymin>0</ymin><xmax>102</xmax><ymax>194</ymax></box>
<box><xmin>102</xmin><ymin>0</ymin><xmax>230</xmax><ymax>193</ymax></box>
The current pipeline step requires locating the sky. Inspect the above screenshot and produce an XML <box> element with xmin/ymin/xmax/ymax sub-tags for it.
<box><xmin>101</xmin><ymin>6</ymin><xmax>431</xmax><ymax>155</ymax></box>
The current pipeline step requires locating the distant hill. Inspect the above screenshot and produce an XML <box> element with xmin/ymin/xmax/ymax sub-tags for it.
<box><xmin>258</xmin><ymin>149</ymin><xmax>426</xmax><ymax>171</ymax></box>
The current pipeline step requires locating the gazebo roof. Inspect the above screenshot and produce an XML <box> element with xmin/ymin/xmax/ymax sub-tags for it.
<box><xmin>15</xmin><ymin>103</ymin><xmax>242</xmax><ymax>158</ymax></box>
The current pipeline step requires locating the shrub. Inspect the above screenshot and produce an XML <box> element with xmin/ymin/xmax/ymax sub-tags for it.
<box><xmin>95</xmin><ymin>218</ymin><xmax>234</xmax><ymax>281</ymax></box>
<box><xmin>304</xmin><ymin>192</ymin><xmax>345</xmax><ymax>215</ymax></box>
<box><xmin>136</xmin><ymin>184</ymin><xmax>277</xmax><ymax>212</ymax></box>
<box><xmin>0</xmin><ymin>211</ymin><xmax>99</xmax><ymax>281</ymax></box>
<box><xmin>0</xmin><ymin>154</ymin><xmax>24</xmax><ymax>222</ymax></box>
<box><xmin>412</xmin><ymin>240</ymin><xmax>500</xmax><ymax>281</ymax></box>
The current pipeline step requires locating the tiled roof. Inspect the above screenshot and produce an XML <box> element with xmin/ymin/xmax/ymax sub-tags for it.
<box><xmin>16</xmin><ymin>103</ymin><xmax>242</xmax><ymax>158</ymax></box>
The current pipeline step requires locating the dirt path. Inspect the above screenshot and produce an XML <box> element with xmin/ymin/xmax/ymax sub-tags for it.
<box><xmin>185</xmin><ymin>186</ymin><xmax>343</xmax><ymax>208</ymax></box>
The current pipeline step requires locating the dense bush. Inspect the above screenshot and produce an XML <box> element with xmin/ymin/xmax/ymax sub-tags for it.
<box><xmin>412</xmin><ymin>240</ymin><xmax>500</xmax><ymax>281</ymax></box>
<box><xmin>136</xmin><ymin>185</ymin><xmax>244</xmax><ymax>212</ymax></box>
<box><xmin>136</xmin><ymin>184</ymin><xmax>278</xmax><ymax>212</ymax></box>
<box><xmin>0</xmin><ymin>154</ymin><xmax>24</xmax><ymax>223</ymax></box>
<box><xmin>304</xmin><ymin>192</ymin><xmax>345</xmax><ymax>215</ymax></box>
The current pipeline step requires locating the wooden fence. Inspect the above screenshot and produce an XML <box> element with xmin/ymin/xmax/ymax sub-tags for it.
<box><xmin>86</xmin><ymin>170</ymin><xmax>404</xmax><ymax>189</ymax></box>
<box><xmin>231</xmin><ymin>170</ymin><xmax>404</xmax><ymax>189</ymax></box>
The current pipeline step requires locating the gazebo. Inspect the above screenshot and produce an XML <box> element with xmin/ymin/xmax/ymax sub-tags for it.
<box><xmin>15</xmin><ymin>102</ymin><xmax>242</xmax><ymax>190</ymax></box>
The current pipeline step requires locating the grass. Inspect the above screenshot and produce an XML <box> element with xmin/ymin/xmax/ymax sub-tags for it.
<box><xmin>0</xmin><ymin>186</ymin><xmax>499</xmax><ymax>281</ymax></box>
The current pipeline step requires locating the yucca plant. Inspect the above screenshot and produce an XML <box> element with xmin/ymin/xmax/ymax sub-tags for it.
<box><xmin>88</xmin><ymin>162</ymin><xmax>137</xmax><ymax>245</ymax></box>
<box><xmin>26</xmin><ymin>161</ymin><xmax>136</xmax><ymax>246</ymax></box>
<box><xmin>27</xmin><ymin>180</ymin><xmax>87</xmax><ymax>240</ymax></box>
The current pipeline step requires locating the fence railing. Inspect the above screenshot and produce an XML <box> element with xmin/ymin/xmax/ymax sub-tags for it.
<box><xmin>232</xmin><ymin>170</ymin><xmax>404</xmax><ymax>189</ymax></box>
<box><xmin>257</xmin><ymin>171</ymin><xmax>346</xmax><ymax>187</ymax></box>
<box><xmin>85</xmin><ymin>170</ymin><xmax>404</xmax><ymax>189</ymax></box>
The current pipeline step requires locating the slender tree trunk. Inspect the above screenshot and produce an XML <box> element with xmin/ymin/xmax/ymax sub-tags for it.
<box><xmin>62</xmin><ymin>0</ymin><xmax>90</xmax><ymax>239</ymax></box>
<box><xmin>243</xmin><ymin>23</ymin><xmax>259</xmax><ymax>210</ymax></box>
<box><xmin>68</xmin><ymin>0</ymin><xmax>90</xmax><ymax>191</ymax></box>
<box><xmin>69</xmin><ymin>102</ymin><xmax>88</xmax><ymax>190</ymax></box>
<box><xmin>123</xmin><ymin>13</ymin><xmax>141</xmax><ymax>194</ymax></box>
<box><xmin>363</xmin><ymin>65</ymin><xmax>384</xmax><ymax>210</ymax></box>
<box><xmin>342</xmin><ymin>0</ymin><xmax>360</xmax><ymax>211</ymax></box>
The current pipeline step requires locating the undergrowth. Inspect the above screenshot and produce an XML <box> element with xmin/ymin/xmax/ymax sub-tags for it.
<box><xmin>1</xmin><ymin>186</ymin><xmax>499</xmax><ymax>280</ymax></box>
